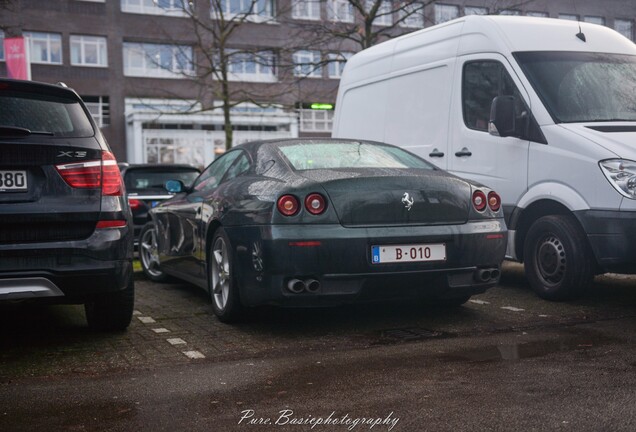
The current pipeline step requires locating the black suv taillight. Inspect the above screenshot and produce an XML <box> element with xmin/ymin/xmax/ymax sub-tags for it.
<box><xmin>56</xmin><ymin>151</ymin><xmax>123</xmax><ymax>196</ymax></box>
<box><xmin>101</xmin><ymin>151</ymin><xmax>123</xmax><ymax>196</ymax></box>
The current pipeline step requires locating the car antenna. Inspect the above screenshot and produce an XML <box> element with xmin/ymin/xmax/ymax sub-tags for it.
<box><xmin>576</xmin><ymin>22</ymin><xmax>586</xmax><ymax>42</ymax></box>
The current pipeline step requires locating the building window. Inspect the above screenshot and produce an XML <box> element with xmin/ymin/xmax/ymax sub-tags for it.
<box><xmin>227</xmin><ymin>50</ymin><xmax>277</xmax><ymax>82</ymax></box>
<box><xmin>292</xmin><ymin>0</ymin><xmax>320</xmax><ymax>20</ymax></box>
<box><xmin>146</xmin><ymin>136</ymin><xmax>205</xmax><ymax>165</ymax></box>
<box><xmin>0</xmin><ymin>30</ymin><xmax>4</xmax><ymax>61</ymax></box>
<box><xmin>434</xmin><ymin>4</ymin><xmax>459</xmax><ymax>24</ymax></box>
<box><xmin>123</xmin><ymin>42</ymin><xmax>193</xmax><ymax>78</ymax></box>
<box><xmin>24</xmin><ymin>32</ymin><xmax>62</xmax><ymax>65</ymax></box>
<box><xmin>327</xmin><ymin>0</ymin><xmax>354</xmax><ymax>23</ymax></box>
<box><xmin>70</xmin><ymin>35</ymin><xmax>108</xmax><ymax>67</ymax></box>
<box><xmin>584</xmin><ymin>16</ymin><xmax>605</xmax><ymax>26</ymax></box>
<box><xmin>499</xmin><ymin>9</ymin><xmax>520</xmax><ymax>15</ymax></box>
<box><xmin>559</xmin><ymin>13</ymin><xmax>579</xmax><ymax>21</ymax></box>
<box><xmin>615</xmin><ymin>19</ymin><xmax>634</xmax><ymax>40</ymax></box>
<box><xmin>465</xmin><ymin>6</ymin><xmax>487</xmax><ymax>16</ymax></box>
<box><xmin>215</xmin><ymin>0</ymin><xmax>274</xmax><ymax>21</ymax></box>
<box><xmin>121</xmin><ymin>0</ymin><xmax>190</xmax><ymax>16</ymax></box>
<box><xmin>399</xmin><ymin>3</ymin><xmax>424</xmax><ymax>28</ymax></box>
<box><xmin>293</xmin><ymin>50</ymin><xmax>322</xmax><ymax>78</ymax></box>
<box><xmin>327</xmin><ymin>52</ymin><xmax>352</xmax><ymax>79</ymax></box>
<box><xmin>527</xmin><ymin>11</ymin><xmax>549</xmax><ymax>17</ymax></box>
<box><xmin>367</xmin><ymin>0</ymin><xmax>392</xmax><ymax>26</ymax></box>
<box><xmin>300</xmin><ymin>108</ymin><xmax>333</xmax><ymax>132</ymax></box>
<box><xmin>82</xmin><ymin>96</ymin><xmax>110</xmax><ymax>127</ymax></box>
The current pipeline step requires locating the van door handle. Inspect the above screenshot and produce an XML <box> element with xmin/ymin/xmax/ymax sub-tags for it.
<box><xmin>455</xmin><ymin>147</ymin><xmax>472</xmax><ymax>157</ymax></box>
<box><xmin>429</xmin><ymin>148</ymin><xmax>445</xmax><ymax>158</ymax></box>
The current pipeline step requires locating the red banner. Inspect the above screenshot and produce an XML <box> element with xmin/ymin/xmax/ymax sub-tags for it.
<box><xmin>4</xmin><ymin>37</ymin><xmax>31</xmax><ymax>80</ymax></box>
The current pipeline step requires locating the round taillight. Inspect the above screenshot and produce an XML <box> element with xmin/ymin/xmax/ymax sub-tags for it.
<box><xmin>488</xmin><ymin>191</ymin><xmax>501</xmax><ymax>212</ymax></box>
<box><xmin>472</xmin><ymin>190</ymin><xmax>487</xmax><ymax>212</ymax></box>
<box><xmin>304</xmin><ymin>193</ymin><xmax>327</xmax><ymax>215</ymax></box>
<box><xmin>277</xmin><ymin>195</ymin><xmax>300</xmax><ymax>216</ymax></box>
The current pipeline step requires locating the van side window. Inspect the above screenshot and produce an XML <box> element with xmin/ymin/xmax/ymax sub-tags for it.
<box><xmin>462</xmin><ymin>61</ymin><xmax>525</xmax><ymax>132</ymax></box>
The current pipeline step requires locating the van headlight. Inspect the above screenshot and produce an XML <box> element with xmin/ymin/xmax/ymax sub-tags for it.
<box><xmin>599</xmin><ymin>159</ymin><xmax>636</xmax><ymax>199</ymax></box>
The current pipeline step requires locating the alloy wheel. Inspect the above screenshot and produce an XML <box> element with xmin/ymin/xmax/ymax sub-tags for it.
<box><xmin>140</xmin><ymin>227</ymin><xmax>163</xmax><ymax>278</ymax></box>
<box><xmin>211</xmin><ymin>236</ymin><xmax>231</xmax><ymax>311</ymax></box>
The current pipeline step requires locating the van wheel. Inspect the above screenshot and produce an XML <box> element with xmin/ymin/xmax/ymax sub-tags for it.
<box><xmin>85</xmin><ymin>274</ymin><xmax>135</xmax><ymax>331</ymax></box>
<box><xmin>523</xmin><ymin>215</ymin><xmax>593</xmax><ymax>301</ymax></box>
<box><xmin>209</xmin><ymin>228</ymin><xmax>244</xmax><ymax>323</ymax></box>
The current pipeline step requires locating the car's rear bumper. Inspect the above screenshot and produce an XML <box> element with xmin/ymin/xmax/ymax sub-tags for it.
<box><xmin>0</xmin><ymin>226</ymin><xmax>133</xmax><ymax>302</ymax></box>
<box><xmin>227</xmin><ymin>220</ymin><xmax>507</xmax><ymax>307</ymax></box>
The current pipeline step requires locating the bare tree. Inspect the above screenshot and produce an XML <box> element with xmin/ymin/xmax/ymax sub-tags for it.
<box><xmin>132</xmin><ymin>0</ymin><xmax>308</xmax><ymax>150</ymax></box>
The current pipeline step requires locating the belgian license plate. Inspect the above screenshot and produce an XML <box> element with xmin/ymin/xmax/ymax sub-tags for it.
<box><xmin>371</xmin><ymin>243</ymin><xmax>446</xmax><ymax>264</ymax></box>
<box><xmin>0</xmin><ymin>170</ymin><xmax>28</xmax><ymax>192</ymax></box>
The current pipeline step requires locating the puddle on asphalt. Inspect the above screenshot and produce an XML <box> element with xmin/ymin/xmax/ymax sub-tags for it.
<box><xmin>438</xmin><ymin>335</ymin><xmax>612</xmax><ymax>363</ymax></box>
<box><xmin>376</xmin><ymin>326</ymin><xmax>618</xmax><ymax>363</ymax></box>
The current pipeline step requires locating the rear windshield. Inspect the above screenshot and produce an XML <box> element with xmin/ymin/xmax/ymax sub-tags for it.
<box><xmin>124</xmin><ymin>168</ymin><xmax>200</xmax><ymax>191</ymax></box>
<box><xmin>0</xmin><ymin>90</ymin><xmax>94</xmax><ymax>137</ymax></box>
<box><xmin>277</xmin><ymin>141</ymin><xmax>434</xmax><ymax>170</ymax></box>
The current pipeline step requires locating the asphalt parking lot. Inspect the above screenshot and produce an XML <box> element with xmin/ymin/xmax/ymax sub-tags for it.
<box><xmin>2</xmin><ymin>263</ymin><xmax>636</xmax><ymax>431</ymax></box>
<box><xmin>2</xmin><ymin>262</ymin><xmax>636</xmax><ymax>379</ymax></box>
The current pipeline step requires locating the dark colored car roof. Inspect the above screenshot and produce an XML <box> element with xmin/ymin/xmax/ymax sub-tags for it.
<box><xmin>0</xmin><ymin>78</ymin><xmax>82</xmax><ymax>101</ymax></box>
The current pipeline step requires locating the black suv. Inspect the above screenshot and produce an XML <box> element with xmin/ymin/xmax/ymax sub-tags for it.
<box><xmin>0</xmin><ymin>78</ymin><xmax>134</xmax><ymax>331</ymax></box>
<box><xmin>120</xmin><ymin>164</ymin><xmax>200</xmax><ymax>247</ymax></box>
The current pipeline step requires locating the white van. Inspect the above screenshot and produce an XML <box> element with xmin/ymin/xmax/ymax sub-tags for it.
<box><xmin>332</xmin><ymin>15</ymin><xmax>636</xmax><ymax>300</ymax></box>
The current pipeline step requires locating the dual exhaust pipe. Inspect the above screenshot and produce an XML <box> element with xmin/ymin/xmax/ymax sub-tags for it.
<box><xmin>288</xmin><ymin>269</ymin><xmax>498</xmax><ymax>293</ymax></box>
<box><xmin>287</xmin><ymin>278</ymin><xmax>320</xmax><ymax>294</ymax></box>
<box><xmin>475</xmin><ymin>267</ymin><xmax>501</xmax><ymax>283</ymax></box>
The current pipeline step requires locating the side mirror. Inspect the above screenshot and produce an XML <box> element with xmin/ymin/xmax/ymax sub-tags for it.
<box><xmin>489</xmin><ymin>96</ymin><xmax>517</xmax><ymax>138</ymax></box>
<box><xmin>165</xmin><ymin>180</ymin><xmax>185</xmax><ymax>193</ymax></box>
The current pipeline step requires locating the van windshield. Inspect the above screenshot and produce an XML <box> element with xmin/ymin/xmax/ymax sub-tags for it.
<box><xmin>514</xmin><ymin>51</ymin><xmax>636</xmax><ymax>123</ymax></box>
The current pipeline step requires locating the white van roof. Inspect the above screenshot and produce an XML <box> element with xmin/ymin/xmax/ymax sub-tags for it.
<box><xmin>342</xmin><ymin>15</ymin><xmax>636</xmax><ymax>85</ymax></box>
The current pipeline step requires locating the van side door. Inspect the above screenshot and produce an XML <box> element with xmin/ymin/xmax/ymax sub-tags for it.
<box><xmin>449</xmin><ymin>55</ymin><xmax>536</xmax><ymax>215</ymax></box>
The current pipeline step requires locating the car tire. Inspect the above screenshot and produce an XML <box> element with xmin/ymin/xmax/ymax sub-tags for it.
<box><xmin>209</xmin><ymin>227</ymin><xmax>244</xmax><ymax>323</ymax></box>
<box><xmin>523</xmin><ymin>215</ymin><xmax>594</xmax><ymax>301</ymax></box>
<box><xmin>139</xmin><ymin>222</ymin><xmax>168</xmax><ymax>282</ymax></box>
<box><xmin>85</xmin><ymin>274</ymin><xmax>135</xmax><ymax>331</ymax></box>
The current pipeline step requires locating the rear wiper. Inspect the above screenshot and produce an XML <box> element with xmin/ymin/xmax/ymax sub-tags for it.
<box><xmin>0</xmin><ymin>126</ymin><xmax>55</xmax><ymax>137</ymax></box>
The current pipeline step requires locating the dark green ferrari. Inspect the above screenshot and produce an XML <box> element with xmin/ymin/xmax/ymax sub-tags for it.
<box><xmin>140</xmin><ymin>139</ymin><xmax>507</xmax><ymax>322</ymax></box>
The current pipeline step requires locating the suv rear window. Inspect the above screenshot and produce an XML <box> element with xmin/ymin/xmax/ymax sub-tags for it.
<box><xmin>0</xmin><ymin>90</ymin><xmax>94</xmax><ymax>137</ymax></box>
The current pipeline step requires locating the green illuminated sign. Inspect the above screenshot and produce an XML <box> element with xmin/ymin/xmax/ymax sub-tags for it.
<box><xmin>310</xmin><ymin>103</ymin><xmax>334</xmax><ymax>110</ymax></box>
